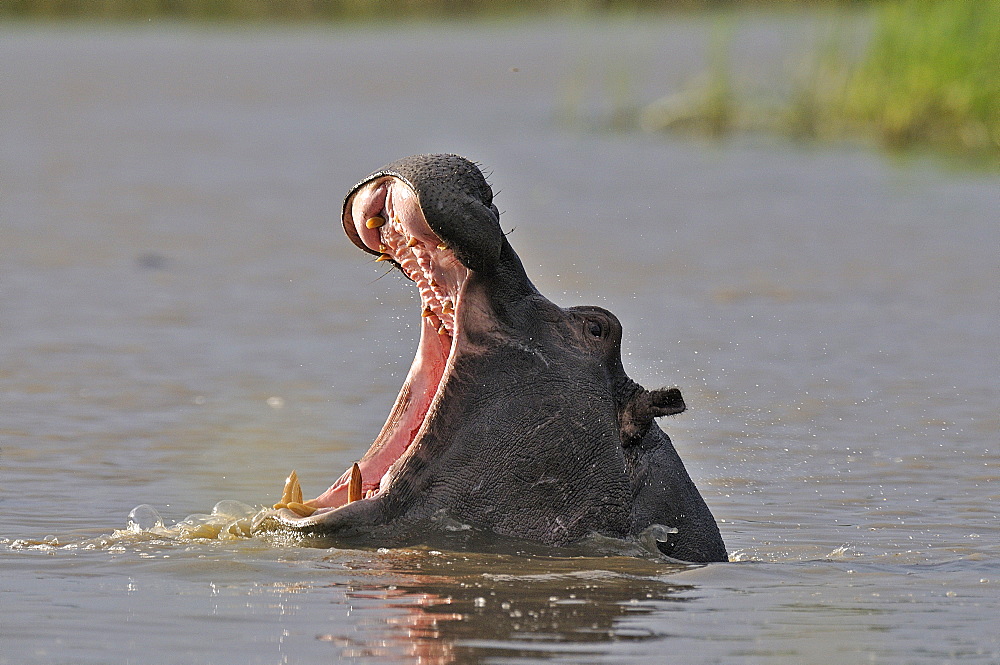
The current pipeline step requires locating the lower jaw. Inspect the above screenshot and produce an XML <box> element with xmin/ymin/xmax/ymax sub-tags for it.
<box><xmin>274</xmin><ymin>304</ymin><xmax>460</xmax><ymax>518</ymax></box>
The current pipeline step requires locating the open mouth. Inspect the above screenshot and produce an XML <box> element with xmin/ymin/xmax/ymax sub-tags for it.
<box><xmin>271</xmin><ymin>176</ymin><xmax>470</xmax><ymax>521</ymax></box>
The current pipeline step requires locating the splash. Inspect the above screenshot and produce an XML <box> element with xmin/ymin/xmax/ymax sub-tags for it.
<box><xmin>4</xmin><ymin>501</ymin><xmax>267</xmax><ymax>553</ymax></box>
<box><xmin>113</xmin><ymin>500</ymin><xmax>265</xmax><ymax>542</ymax></box>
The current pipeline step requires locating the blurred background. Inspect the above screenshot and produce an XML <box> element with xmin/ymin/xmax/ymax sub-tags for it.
<box><xmin>3</xmin><ymin>0</ymin><xmax>997</xmax><ymax>166</ymax></box>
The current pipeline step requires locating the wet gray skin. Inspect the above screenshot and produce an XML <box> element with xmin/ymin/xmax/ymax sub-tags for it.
<box><xmin>255</xmin><ymin>154</ymin><xmax>727</xmax><ymax>563</ymax></box>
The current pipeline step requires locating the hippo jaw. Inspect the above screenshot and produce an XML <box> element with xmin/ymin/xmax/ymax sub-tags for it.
<box><xmin>314</xmin><ymin>174</ymin><xmax>472</xmax><ymax>508</ymax></box>
<box><xmin>258</xmin><ymin>155</ymin><xmax>511</xmax><ymax>534</ymax></box>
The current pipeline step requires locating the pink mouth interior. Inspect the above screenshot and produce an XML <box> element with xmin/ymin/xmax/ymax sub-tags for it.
<box><xmin>307</xmin><ymin>177</ymin><xmax>469</xmax><ymax>513</ymax></box>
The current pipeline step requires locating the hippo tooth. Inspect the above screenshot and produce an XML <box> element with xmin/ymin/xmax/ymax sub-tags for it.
<box><xmin>273</xmin><ymin>470</ymin><xmax>302</xmax><ymax>510</ymax></box>
<box><xmin>366</xmin><ymin>216</ymin><xmax>386</xmax><ymax>229</ymax></box>
<box><xmin>376</xmin><ymin>253</ymin><xmax>392</xmax><ymax>262</ymax></box>
<box><xmin>285</xmin><ymin>502</ymin><xmax>316</xmax><ymax>517</ymax></box>
<box><xmin>406</xmin><ymin>237</ymin><xmax>419</xmax><ymax>248</ymax></box>
<box><xmin>421</xmin><ymin>306</ymin><xmax>434</xmax><ymax>317</ymax></box>
<box><xmin>438</xmin><ymin>323</ymin><xmax>448</xmax><ymax>335</ymax></box>
<box><xmin>348</xmin><ymin>463</ymin><xmax>362</xmax><ymax>504</ymax></box>
<box><xmin>437</xmin><ymin>242</ymin><xmax>448</xmax><ymax>250</ymax></box>
<box><xmin>442</xmin><ymin>300</ymin><xmax>454</xmax><ymax>314</ymax></box>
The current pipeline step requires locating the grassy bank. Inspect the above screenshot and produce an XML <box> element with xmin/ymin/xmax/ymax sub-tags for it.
<box><xmin>6</xmin><ymin>0</ymin><xmax>994</xmax><ymax>167</ymax></box>
<box><xmin>641</xmin><ymin>0</ymin><xmax>1000</xmax><ymax>168</ymax></box>
<box><xmin>839</xmin><ymin>0</ymin><xmax>999</xmax><ymax>160</ymax></box>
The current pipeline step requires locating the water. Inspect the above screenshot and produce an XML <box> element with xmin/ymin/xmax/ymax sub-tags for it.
<box><xmin>2</xmin><ymin>17</ymin><xmax>998</xmax><ymax>665</ymax></box>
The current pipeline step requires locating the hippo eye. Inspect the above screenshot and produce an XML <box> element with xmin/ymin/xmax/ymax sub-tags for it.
<box><xmin>588</xmin><ymin>321</ymin><xmax>604</xmax><ymax>338</ymax></box>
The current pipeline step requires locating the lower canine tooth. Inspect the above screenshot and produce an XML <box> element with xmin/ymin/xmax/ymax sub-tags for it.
<box><xmin>285</xmin><ymin>502</ymin><xmax>316</xmax><ymax>517</ymax></box>
<box><xmin>348</xmin><ymin>463</ymin><xmax>363</xmax><ymax>504</ymax></box>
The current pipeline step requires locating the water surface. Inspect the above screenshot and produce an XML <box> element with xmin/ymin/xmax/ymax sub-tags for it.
<box><xmin>2</xmin><ymin>18</ymin><xmax>998</xmax><ymax>664</ymax></box>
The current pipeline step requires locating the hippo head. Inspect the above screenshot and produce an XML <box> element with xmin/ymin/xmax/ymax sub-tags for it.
<box><xmin>254</xmin><ymin>154</ymin><xmax>727</xmax><ymax>563</ymax></box>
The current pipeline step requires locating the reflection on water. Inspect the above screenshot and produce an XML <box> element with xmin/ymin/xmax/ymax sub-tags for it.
<box><xmin>335</xmin><ymin>553</ymin><xmax>691</xmax><ymax>664</ymax></box>
<box><xmin>3</xmin><ymin>532</ymin><xmax>698</xmax><ymax>665</ymax></box>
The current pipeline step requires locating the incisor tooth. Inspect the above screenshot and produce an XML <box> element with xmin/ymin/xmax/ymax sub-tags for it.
<box><xmin>348</xmin><ymin>463</ymin><xmax>362</xmax><ymax>504</ymax></box>
<box><xmin>286</xmin><ymin>502</ymin><xmax>316</xmax><ymax>517</ymax></box>
<box><xmin>366</xmin><ymin>216</ymin><xmax>386</xmax><ymax>229</ymax></box>
<box><xmin>376</xmin><ymin>253</ymin><xmax>392</xmax><ymax>262</ymax></box>
<box><xmin>274</xmin><ymin>470</ymin><xmax>304</xmax><ymax>510</ymax></box>
<box><xmin>280</xmin><ymin>470</ymin><xmax>298</xmax><ymax>504</ymax></box>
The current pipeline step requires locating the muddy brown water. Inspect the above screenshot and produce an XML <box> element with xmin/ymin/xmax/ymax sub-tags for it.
<box><xmin>2</xmin><ymin>16</ymin><xmax>998</xmax><ymax>665</ymax></box>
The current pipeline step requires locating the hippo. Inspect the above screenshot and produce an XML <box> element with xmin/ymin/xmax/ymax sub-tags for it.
<box><xmin>255</xmin><ymin>154</ymin><xmax>727</xmax><ymax>563</ymax></box>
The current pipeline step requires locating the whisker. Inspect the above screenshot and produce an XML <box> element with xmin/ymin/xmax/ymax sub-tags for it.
<box><xmin>370</xmin><ymin>266</ymin><xmax>396</xmax><ymax>284</ymax></box>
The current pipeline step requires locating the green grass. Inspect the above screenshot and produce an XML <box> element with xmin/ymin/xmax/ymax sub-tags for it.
<box><xmin>839</xmin><ymin>0</ymin><xmax>1000</xmax><ymax>160</ymax></box>
<box><xmin>641</xmin><ymin>0</ymin><xmax>1000</xmax><ymax>168</ymax></box>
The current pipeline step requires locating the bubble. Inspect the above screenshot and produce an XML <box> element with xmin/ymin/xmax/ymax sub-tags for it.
<box><xmin>211</xmin><ymin>500</ymin><xmax>257</xmax><ymax>520</ymax></box>
<box><xmin>127</xmin><ymin>505</ymin><xmax>164</xmax><ymax>532</ymax></box>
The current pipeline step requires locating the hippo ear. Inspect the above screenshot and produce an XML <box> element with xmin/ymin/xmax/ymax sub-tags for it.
<box><xmin>619</xmin><ymin>387</ymin><xmax>686</xmax><ymax>446</ymax></box>
<box><xmin>646</xmin><ymin>387</ymin><xmax>686</xmax><ymax>417</ymax></box>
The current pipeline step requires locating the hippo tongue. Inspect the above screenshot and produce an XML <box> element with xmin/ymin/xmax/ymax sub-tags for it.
<box><xmin>298</xmin><ymin>176</ymin><xmax>470</xmax><ymax>514</ymax></box>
